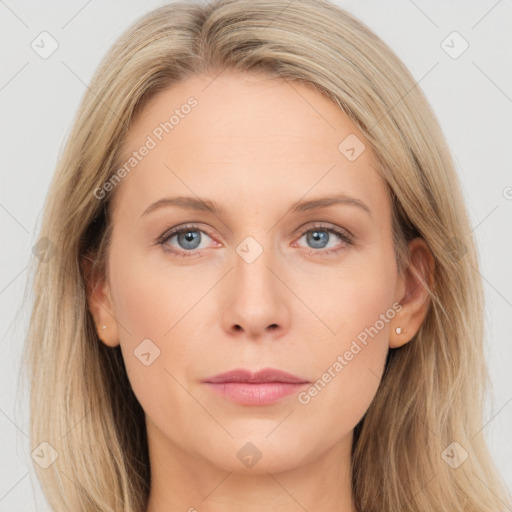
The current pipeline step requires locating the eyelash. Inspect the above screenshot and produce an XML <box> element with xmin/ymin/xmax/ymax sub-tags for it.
<box><xmin>156</xmin><ymin>223</ymin><xmax>354</xmax><ymax>258</ymax></box>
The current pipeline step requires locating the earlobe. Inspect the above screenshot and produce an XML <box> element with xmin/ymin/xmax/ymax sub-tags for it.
<box><xmin>390</xmin><ymin>238</ymin><xmax>435</xmax><ymax>349</ymax></box>
<box><xmin>95</xmin><ymin>320</ymin><xmax>120</xmax><ymax>347</ymax></box>
<box><xmin>390</xmin><ymin>325</ymin><xmax>408</xmax><ymax>348</ymax></box>
<box><xmin>82</xmin><ymin>254</ymin><xmax>120</xmax><ymax>347</ymax></box>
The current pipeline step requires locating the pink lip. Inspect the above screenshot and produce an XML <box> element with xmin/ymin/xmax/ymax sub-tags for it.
<box><xmin>202</xmin><ymin>368</ymin><xmax>309</xmax><ymax>406</ymax></box>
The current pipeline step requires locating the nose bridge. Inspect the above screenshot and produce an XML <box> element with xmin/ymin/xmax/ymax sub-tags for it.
<box><xmin>233</xmin><ymin>233</ymin><xmax>278</xmax><ymax>303</ymax></box>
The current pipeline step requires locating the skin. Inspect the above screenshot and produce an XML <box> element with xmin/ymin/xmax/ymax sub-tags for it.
<box><xmin>86</xmin><ymin>70</ymin><xmax>434</xmax><ymax>512</ymax></box>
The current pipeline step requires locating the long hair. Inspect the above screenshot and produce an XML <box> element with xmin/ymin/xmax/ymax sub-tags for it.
<box><xmin>22</xmin><ymin>0</ymin><xmax>511</xmax><ymax>510</ymax></box>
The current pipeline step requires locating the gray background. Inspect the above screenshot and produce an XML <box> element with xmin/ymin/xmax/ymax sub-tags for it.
<box><xmin>1</xmin><ymin>0</ymin><xmax>511</xmax><ymax>510</ymax></box>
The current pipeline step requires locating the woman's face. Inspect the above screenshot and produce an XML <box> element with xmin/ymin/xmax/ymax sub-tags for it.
<box><xmin>99</xmin><ymin>71</ymin><xmax>408</xmax><ymax>473</ymax></box>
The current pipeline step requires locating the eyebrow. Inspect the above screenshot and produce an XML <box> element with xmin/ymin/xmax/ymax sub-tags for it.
<box><xmin>141</xmin><ymin>194</ymin><xmax>372</xmax><ymax>218</ymax></box>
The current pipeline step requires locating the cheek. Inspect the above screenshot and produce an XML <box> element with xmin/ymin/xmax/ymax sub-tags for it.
<box><xmin>294</xmin><ymin>247</ymin><xmax>397</xmax><ymax>420</ymax></box>
<box><xmin>107</xmin><ymin>243</ymin><xmax>206</xmax><ymax>418</ymax></box>
<box><xmin>108</xmin><ymin>240</ymin><xmax>195</xmax><ymax>342</ymax></box>
<box><xmin>293</xmin><ymin>242</ymin><xmax>398</xmax><ymax>349</ymax></box>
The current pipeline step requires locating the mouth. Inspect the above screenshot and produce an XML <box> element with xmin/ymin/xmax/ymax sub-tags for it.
<box><xmin>202</xmin><ymin>368</ymin><xmax>310</xmax><ymax>406</ymax></box>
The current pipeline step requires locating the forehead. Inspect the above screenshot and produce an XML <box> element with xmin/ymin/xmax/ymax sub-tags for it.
<box><xmin>111</xmin><ymin>71</ymin><xmax>388</xmax><ymax>222</ymax></box>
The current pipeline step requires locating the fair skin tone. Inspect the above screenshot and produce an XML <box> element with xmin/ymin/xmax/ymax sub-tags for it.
<box><xmin>86</xmin><ymin>71</ymin><xmax>434</xmax><ymax>512</ymax></box>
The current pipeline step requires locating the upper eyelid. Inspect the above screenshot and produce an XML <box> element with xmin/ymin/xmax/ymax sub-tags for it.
<box><xmin>163</xmin><ymin>224</ymin><xmax>213</xmax><ymax>238</ymax></box>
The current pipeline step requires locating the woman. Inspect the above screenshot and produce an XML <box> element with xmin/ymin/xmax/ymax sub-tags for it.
<box><xmin>23</xmin><ymin>0</ymin><xmax>511</xmax><ymax>510</ymax></box>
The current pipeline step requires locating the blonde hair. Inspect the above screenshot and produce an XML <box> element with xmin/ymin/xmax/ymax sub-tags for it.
<box><xmin>22</xmin><ymin>0</ymin><xmax>511</xmax><ymax>511</ymax></box>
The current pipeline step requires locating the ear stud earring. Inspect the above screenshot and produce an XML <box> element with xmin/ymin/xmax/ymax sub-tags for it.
<box><xmin>395</xmin><ymin>327</ymin><xmax>406</xmax><ymax>335</ymax></box>
<box><xmin>101</xmin><ymin>325</ymin><xmax>107</xmax><ymax>330</ymax></box>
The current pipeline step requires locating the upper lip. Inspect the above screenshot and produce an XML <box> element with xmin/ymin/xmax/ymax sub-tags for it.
<box><xmin>202</xmin><ymin>368</ymin><xmax>309</xmax><ymax>384</ymax></box>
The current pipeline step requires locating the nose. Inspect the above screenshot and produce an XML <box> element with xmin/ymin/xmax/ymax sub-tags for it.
<box><xmin>221</xmin><ymin>242</ymin><xmax>291</xmax><ymax>341</ymax></box>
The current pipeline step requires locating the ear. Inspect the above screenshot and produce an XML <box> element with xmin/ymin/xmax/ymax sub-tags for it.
<box><xmin>390</xmin><ymin>237</ymin><xmax>435</xmax><ymax>349</ymax></box>
<box><xmin>82</xmin><ymin>253</ymin><xmax>120</xmax><ymax>347</ymax></box>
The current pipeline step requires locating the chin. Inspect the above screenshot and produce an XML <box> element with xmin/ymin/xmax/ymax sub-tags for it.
<box><xmin>194</xmin><ymin>436</ymin><xmax>316</xmax><ymax>474</ymax></box>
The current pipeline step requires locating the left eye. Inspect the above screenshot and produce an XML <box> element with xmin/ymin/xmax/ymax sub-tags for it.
<box><xmin>294</xmin><ymin>226</ymin><xmax>352</xmax><ymax>253</ymax></box>
<box><xmin>159</xmin><ymin>226</ymin><xmax>213</xmax><ymax>254</ymax></box>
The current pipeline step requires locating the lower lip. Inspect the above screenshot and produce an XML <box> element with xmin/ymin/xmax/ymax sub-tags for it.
<box><xmin>204</xmin><ymin>382</ymin><xmax>309</xmax><ymax>405</ymax></box>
